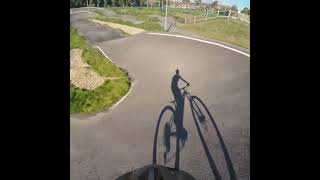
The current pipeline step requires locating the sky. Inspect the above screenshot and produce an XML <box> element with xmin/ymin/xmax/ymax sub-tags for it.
<box><xmin>221</xmin><ymin>0</ymin><xmax>250</xmax><ymax>10</ymax></box>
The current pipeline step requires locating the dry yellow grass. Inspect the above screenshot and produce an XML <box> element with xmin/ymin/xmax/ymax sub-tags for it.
<box><xmin>90</xmin><ymin>19</ymin><xmax>145</xmax><ymax>35</ymax></box>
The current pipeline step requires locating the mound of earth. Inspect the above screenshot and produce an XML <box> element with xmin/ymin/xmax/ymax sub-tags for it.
<box><xmin>70</xmin><ymin>48</ymin><xmax>106</xmax><ymax>90</ymax></box>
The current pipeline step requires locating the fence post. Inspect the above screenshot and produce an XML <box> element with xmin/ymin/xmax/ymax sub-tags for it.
<box><xmin>185</xmin><ymin>17</ymin><xmax>187</xmax><ymax>24</ymax></box>
<box><xmin>206</xmin><ymin>10</ymin><xmax>208</xmax><ymax>21</ymax></box>
<box><xmin>228</xmin><ymin>9</ymin><xmax>231</xmax><ymax>19</ymax></box>
<box><xmin>194</xmin><ymin>16</ymin><xmax>196</xmax><ymax>24</ymax></box>
<box><xmin>217</xmin><ymin>10</ymin><xmax>219</xmax><ymax>18</ymax></box>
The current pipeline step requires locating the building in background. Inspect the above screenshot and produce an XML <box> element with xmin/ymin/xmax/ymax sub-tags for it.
<box><xmin>146</xmin><ymin>0</ymin><xmax>160</xmax><ymax>7</ymax></box>
<box><xmin>173</xmin><ymin>2</ymin><xmax>210</xmax><ymax>9</ymax></box>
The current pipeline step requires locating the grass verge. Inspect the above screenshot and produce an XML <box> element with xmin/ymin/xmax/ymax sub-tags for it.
<box><xmin>70</xmin><ymin>26</ymin><xmax>130</xmax><ymax>113</ymax></box>
<box><xmin>179</xmin><ymin>18</ymin><xmax>250</xmax><ymax>49</ymax></box>
<box><xmin>94</xmin><ymin>15</ymin><xmax>162</xmax><ymax>32</ymax></box>
<box><xmin>110</xmin><ymin>7</ymin><xmax>164</xmax><ymax>31</ymax></box>
<box><xmin>93</xmin><ymin>9</ymin><xmax>104</xmax><ymax>16</ymax></box>
<box><xmin>110</xmin><ymin>7</ymin><xmax>207</xmax><ymax>23</ymax></box>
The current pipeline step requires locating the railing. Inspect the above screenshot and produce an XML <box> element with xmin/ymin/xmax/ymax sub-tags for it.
<box><xmin>183</xmin><ymin>9</ymin><xmax>250</xmax><ymax>24</ymax></box>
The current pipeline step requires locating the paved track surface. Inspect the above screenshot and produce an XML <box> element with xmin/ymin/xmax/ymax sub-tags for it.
<box><xmin>70</xmin><ymin>11</ymin><xmax>125</xmax><ymax>45</ymax></box>
<box><xmin>70</xmin><ymin>10</ymin><xmax>249</xmax><ymax>180</ymax></box>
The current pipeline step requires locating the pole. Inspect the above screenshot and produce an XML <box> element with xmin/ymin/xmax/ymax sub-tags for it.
<box><xmin>161</xmin><ymin>0</ymin><xmax>163</xmax><ymax>11</ymax></box>
<box><xmin>87</xmin><ymin>0</ymin><xmax>89</xmax><ymax>14</ymax></box>
<box><xmin>87</xmin><ymin>0</ymin><xmax>93</xmax><ymax>16</ymax></box>
<box><xmin>206</xmin><ymin>9</ymin><xmax>208</xmax><ymax>21</ymax></box>
<box><xmin>165</xmin><ymin>0</ymin><xmax>168</xmax><ymax>30</ymax></box>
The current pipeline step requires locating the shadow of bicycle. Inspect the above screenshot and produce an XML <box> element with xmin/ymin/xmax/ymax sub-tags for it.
<box><xmin>152</xmin><ymin>70</ymin><xmax>237</xmax><ymax>180</ymax></box>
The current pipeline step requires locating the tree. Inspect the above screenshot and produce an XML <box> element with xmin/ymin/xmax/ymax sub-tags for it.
<box><xmin>195</xmin><ymin>0</ymin><xmax>201</xmax><ymax>5</ymax></box>
<box><xmin>231</xmin><ymin>5</ymin><xmax>238</xmax><ymax>12</ymax></box>
<box><xmin>241</xmin><ymin>7</ymin><xmax>250</xmax><ymax>15</ymax></box>
<box><xmin>211</xmin><ymin>0</ymin><xmax>218</xmax><ymax>7</ymax></box>
<box><xmin>107</xmin><ymin>0</ymin><xmax>112</xmax><ymax>6</ymax></box>
<box><xmin>97</xmin><ymin>0</ymin><xmax>105</xmax><ymax>7</ymax></box>
<box><xmin>182</xmin><ymin>0</ymin><xmax>190</xmax><ymax>3</ymax></box>
<box><xmin>124</xmin><ymin>0</ymin><xmax>129</xmax><ymax>6</ymax></box>
<box><xmin>70</xmin><ymin>0</ymin><xmax>88</xmax><ymax>8</ymax></box>
<box><xmin>114</xmin><ymin>0</ymin><xmax>121</xmax><ymax>6</ymax></box>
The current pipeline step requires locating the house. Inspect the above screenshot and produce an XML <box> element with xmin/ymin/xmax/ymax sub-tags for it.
<box><xmin>174</xmin><ymin>2</ymin><xmax>210</xmax><ymax>9</ymax></box>
<box><xmin>174</xmin><ymin>2</ymin><xmax>196</xmax><ymax>9</ymax></box>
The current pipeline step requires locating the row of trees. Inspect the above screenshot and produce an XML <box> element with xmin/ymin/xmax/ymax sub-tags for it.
<box><xmin>241</xmin><ymin>7</ymin><xmax>250</xmax><ymax>15</ymax></box>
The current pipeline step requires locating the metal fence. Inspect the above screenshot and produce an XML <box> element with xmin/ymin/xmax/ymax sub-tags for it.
<box><xmin>183</xmin><ymin>9</ymin><xmax>250</xmax><ymax>24</ymax></box>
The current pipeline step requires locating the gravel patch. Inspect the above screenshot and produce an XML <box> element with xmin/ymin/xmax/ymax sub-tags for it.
<box><xmin>70</xmin><ymin>49</ymin><xmax>106</xmax><ymax>90</ymax></box>
<box><xmin>91</xmin><ymin>19</ymin><xmax>145</xmax><ymax>35</ymax></box>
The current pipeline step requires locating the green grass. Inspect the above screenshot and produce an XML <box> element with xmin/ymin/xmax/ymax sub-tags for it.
<box><xmin>180</xmin><ymin>18</ymin><xmax>250</xmax><ymax>49</ymax></box>
<box><xmin>111</xmin><ymin>7</ymin><xmax>183</xmax><ymax>19</ymax></box>
<box><xmin>95</xmin><ymin>7</ymin><xmax>219</xmax><ymax>31</ymax></box>
<box><xmin>91</xmin><ymin>8</ymin><xmax>249</xmax><ymax>48</ymax></box>
<box><xmin>169</xmin><ymin>8</ymin><xmax>205</xmax><ymax>16</ymax></box>
<box><xmin>111</xmin><ymin>7</ymin><xmax>162</xmax><ymax>19</ymax></box>
<box><xmin>95</xmin><ymin>16</ymin><xmax>136</xmax><ymax>26</ymax></box>
<box><xmin>111</xmin><ymin>8</ymin><xmax>163</xmax><ymax>31</ymax></box>
<box><xmin>94</xmin><ymin>14</ymin><xmax>163</xmax><ymax>32</ymax></box>
<box><xmin>93</xmin><ymin>9</ymin><xmax>105</xmax><ymax>16</ymax></box>
<box><xmin>109</xmin><ymin>7</ymin><xmax>209</xmax><ymax>26</ymax></box>
<box><xmin>70</xmin><ymin>26</ymin><xmax>130</xmax><ymax>113</ymax></box>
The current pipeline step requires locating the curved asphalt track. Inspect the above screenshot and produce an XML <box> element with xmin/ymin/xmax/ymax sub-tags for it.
<box><xmin>70</xmin><ymin>9</ymin><xmax>249</xmax><ymax>180</ymax></box>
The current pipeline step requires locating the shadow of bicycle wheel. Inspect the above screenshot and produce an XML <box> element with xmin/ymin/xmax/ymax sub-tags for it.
<box><xmin>190</xmin><ymin>96</ymin><xmax>237</xmax><ymax>180</ymax></box>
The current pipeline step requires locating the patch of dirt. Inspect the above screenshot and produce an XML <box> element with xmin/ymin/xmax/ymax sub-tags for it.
<box><xmin>70</xmin><ymin>49</ymin><xmax>106</xmax><ymax>90</ymax></box>
<box><xmin>91</xmin><ymin>19</ymin><xmax>145</xmax><ymax>35</ymax></box>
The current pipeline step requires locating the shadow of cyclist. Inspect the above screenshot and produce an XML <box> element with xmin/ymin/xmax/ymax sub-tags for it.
<box><xmin>171</xmin><ymin>68</ymin><xmax>189</xmax><ymax>128</ymax></box>
<box><xmin>163</xmin><ymin>68</ymin><xmax>190</xmax><ymax>169</ymax></box>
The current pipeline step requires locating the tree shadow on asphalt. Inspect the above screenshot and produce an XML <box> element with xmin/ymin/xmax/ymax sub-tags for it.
<box><xmin>152</xmin><ymin>69</ymin><xmax>237</xmax><ymax>180</ymax></box>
